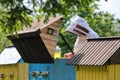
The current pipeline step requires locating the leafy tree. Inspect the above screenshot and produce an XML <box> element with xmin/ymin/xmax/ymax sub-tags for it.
<box><xmin>0</xmin><ymin>29</ymin><xmax>12</xmax><ymax>52</ymax></box>
<box><xmin>58</xmin><ymin>2</ymin><xmax>120</xmax><ymax>55</ymax></box>
<box><xmin>0</xmin><ymin>0</ymin><xmax>94</xmax><ymax>52</ymax></box>
<box><xmin>0</xmin><ymin>0</ymin><xmax>120</xmax><ymax>55</ymax></box>
<box><xmin>0</xmin><ymin>0</ymin><xmax>94</xmax><ymax>34</ymax></box>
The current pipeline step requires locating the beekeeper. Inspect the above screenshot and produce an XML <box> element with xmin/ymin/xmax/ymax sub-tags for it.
<box><xmin>64</xmin><ymin>16</ymin><xmax>99</xmax><ymax>58</ymax></box>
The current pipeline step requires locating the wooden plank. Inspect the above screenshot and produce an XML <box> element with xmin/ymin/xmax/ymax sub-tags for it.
<box><xmin>115</xmin><ymin>64</ymin><xmax>120</xmax><ymax>80</ymax></box>
<box><xmin>13</xmin><ymin>64</ymin><xmax>18</xmax><ymax>80</ymax></box>
<box><xmin>47</xmin><ymin>46</ymin><xmax>56</xmax><ymax>51</ymax></box>
<box><xmin>5</xmin><ymin>65</ymin><xmax>10</xmax><ymax>80</ymax></box>
<box><xmin>76</xmin><ymin>66</ymin><xmax>110</xmax><ymax>80</ymax></box>
<box><xmin>24</xmin><ymin>63</ymin><xmax>28</xmax><ymax>80</ymax></box>
<box><xmin>1</xmin><ymin>65</ymin><xmax>5</xmax><ymax>80</ymax></box>
<box><xmin>89</xmin><ymin>66</ymin><xmax>92</xmax><ymax>80</ymax></box>
<box><xmin>0</xmin><ymin>65</ymin><xmax>4</xmax><ymax>80</ymax></box>
<box><xmin>42</xmin><ymin>38</ymin><xmax>57</xmax><ymax>46</ymax></box>
<box><xmin>41</xmin><ymin>33</ymin><xmax>59</xmax><ymax>41</ymax></box>
<box><xmin>18</xmin><ymin>63</ymin><xmax>28</xmax><ymax>80</ymax></box>
<box><xmin>93</xmin><ymin>67</ymin><xmax>96</xmax><ymax>80</ymax></box>
<box><xmin>80</xmin><ymin>66</ymin><xmax>83</xmax><ymax>80</ymax></box>
<box><xmin>85</xmin><ymin>66</ymin><xmax>88</xmax><ymax>80</ymax></box>
<box><xmin>40</xmin><ymin>19</ymin><xmax>62</xmax><ymax>30</ymax></box>
<box><xmin>95</xmin><ymin>66</ymin><xmax>99</xmax><ymax>80</ymax></box>
<box><xmin>41</xmin><ymin>33</ymin><xmax>59</xmax><ymax>57</ymax></box>
<box><xmin>48</xmin><ymin>24</ymin><xmax>61</xmax><ymax>31</ymax></box>
<box><xmin>47</xmin><ymin>21</ymin><xmax>61</xmax><ymax>30</ymax></box>
<box><xmin>0</xmin><ymin>64</ymin><xmax>20</xmax><ymax>80</ymax></box>
<box><xmin>82</xmin><ymin>66</ymin><xmax>86</xmax><ymax>80</ymax></box>
<box><xmin>102</xmin><ymin>66</ymin><xmax>108</xmax><ymax>80</ymax></box>
<box><xmin>43</xmin><ymin>41</ymin><xmax>56</xmax><ymax>57</ymax></box>
<box><xmin>75</xmin><ymin>66</ymin><xmax>79</xmax><ymax>80</ymax></box>
<box><xmin>41</xmin><ymin>23</ymin><xmax>61</xmax><ymax>31</ymax></box>
<box><xmin>49</xmin><ymin>50</ymin><xmax>56</xmax><ymax>57</ymax></box>
<box><xmin>108</xmin><ymin>65</ymin><xmax>115</xmax><ymax>80</ymax></box>
<box><xmin>98</xmin><ymin>67</ymin><xmax>102</xmax><ymax>80</ymax></box>
<box><xmin>3</xmin><ymin>65</ymin><xmax>8</xmax><ymax>80</ymax></box>
<box><xmin>44</xmin><ymin>43</ymin><xmax>56</xmax><ymax>49</ymax></box>
<box><xmin>76</xmin><ymin>66</ymin><xmax>79</xmax><ymax>80</ymax></box>
<box><xmin>18</xmin><ymin>64</ymin><xmax>24</xmax><ymax>80</ymax></box>
<box><xmin>41</xmin><ymin>22</ymin><xmax>61</xmax><ymax>34</ymax></box>
<box><xmin>87</xmin><ymin>66</ymin><xmax>91</xmax><ymax>80</ymax></box>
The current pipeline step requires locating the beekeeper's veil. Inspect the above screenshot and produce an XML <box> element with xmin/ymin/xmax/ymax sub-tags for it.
<box><xmin>66</xmin><ymin>16</ymin><xmax>99</xmax><ymax>54</ymax></box>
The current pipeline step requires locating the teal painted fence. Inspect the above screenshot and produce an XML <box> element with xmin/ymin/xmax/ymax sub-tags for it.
<box><xmin>28</xmin><ymin>59</ymin><xmax>75</xmax><ymax>80</ymax></box>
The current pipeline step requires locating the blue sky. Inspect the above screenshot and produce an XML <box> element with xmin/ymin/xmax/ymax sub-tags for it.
<box><xmin>98</xmin><ymin>0</ymin><xmax>120</xmax><ymax>19</ymax></box>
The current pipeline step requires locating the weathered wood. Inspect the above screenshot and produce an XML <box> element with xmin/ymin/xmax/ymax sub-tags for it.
<box><xmin>18</xmin><ymin>63</ymin><xmax>28</xmax><ymax>80</ymax></box>
<box><xmin>0</xmin><ymin>65</ymin><xmax>18</xmax><ymax>80</ymax></box>
<box><xmin>8</xmin><ymin>16</ymin><xmax>63</xmax><ymax>61</ymax></box>
<box><xmin>40</xmin><ymin>20</ymin><xmax>62</xmax><ymax>57</ymax></box>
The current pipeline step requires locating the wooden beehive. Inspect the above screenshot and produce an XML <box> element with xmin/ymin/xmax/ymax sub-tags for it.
<box><xmin>0</xmin><ymin>63</ymin><xmax>28</xmax><ymax>80</ymax></box>
<box><xmin>74</xmin><ymin>64</ymin><xmax>120</xmax><ymax>80</ymax></box>
<box><xmin>40</xmin><ymin>17</ymin><xmax>63</xmax><ymax>57</ymax></box>
<box><xmin>0</xmin><ymin>46</ymin><xmax>75</xmax><ymax>80</ymax></box>
<box><xmin>0</xmin><ymin>59</ymin><xmax>75</xmax><ymax>80</ymax></box>
<box><xmin>13</xmin><ymin>16</ymin><xmax>63</xmax><ymax>58</ymax></box>
<box><xmin>24</xmin><ymin>59</ymin><xmax>75</xmax><ymax>80</ymax></box>
<box><xmin>67</xmin><ymin>37</ymin><xmax>120</xmax><ymax>80</ymax></box>
<box><xmin>0</xmin><ymin>46</ymin><xmax>28</xmax><ymax>80</ymax></box>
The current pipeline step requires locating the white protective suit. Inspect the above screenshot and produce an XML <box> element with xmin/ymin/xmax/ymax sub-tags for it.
<box><xmin>66</xmin><ymin>16</ymin><xmax>99</xmax><ymax>54</ymax></box>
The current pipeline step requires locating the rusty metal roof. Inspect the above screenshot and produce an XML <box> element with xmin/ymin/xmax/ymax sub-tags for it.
<box><xmin>66</xmin><ymin>37</ymin><xmax>120</xmax><ymax>66</ymax></box>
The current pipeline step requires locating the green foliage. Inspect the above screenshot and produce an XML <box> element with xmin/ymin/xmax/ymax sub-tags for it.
<box><xmin>0</xmin><ymin>0</ymin><xmax>33</xmax><ymax>34</ymax></box>
<box><xmin>58</xmin><ymin>27</ymin><xmax>76</xmax><ymax>56</ymax></box>
<box><xmin>0</xmin><ymin>0</ymin><xmax>94</xmax><ymax>53</ymax></box>
<box><xmin>0</xmin><ymin>0</ymin><xmax>93</xmax><ymax>34</ymax></box>
<box><xmin>0</xmin><ymin>0</ymin><xmax>120</xmax><ymax>55</ymax></box>
<box><xmin>75</xmin><ymin>2</ymin><xmax>120</xmax><ymax>37</ymax></box>
<box><xmin>58</xmin><ymin>2</ymin><xmax>120</xmax><ymax>54</ymax></box>
<box><xmin>87</xmin><ymin>11</ymin><xmax>120</xmax><ymax>37</ymax></box>
<box><xmin>0</xmin><ymin>29</ymin><xmax>12</xmax><ymax>52</ymax></box>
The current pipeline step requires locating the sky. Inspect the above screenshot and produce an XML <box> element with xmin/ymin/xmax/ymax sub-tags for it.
<box><xmin>98</xmin><ymin>0</ymin><xmax>120</xmax><ymax>19</ymax></box>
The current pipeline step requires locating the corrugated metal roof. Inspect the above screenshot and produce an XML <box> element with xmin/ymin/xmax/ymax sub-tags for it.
<box><xmin>66</xmin><ymin>37</ymin><xmax>120</xmax><ymax>66</ymax></box>
<box><xmin>0</xmin><ymin>46</ymin><xmax>21</xmax><ymax>65</ymax></box>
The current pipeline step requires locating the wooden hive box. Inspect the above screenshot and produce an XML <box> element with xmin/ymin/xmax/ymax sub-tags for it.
<box><xmin>7</xmin><ymin>16</ymin><xmax>63</xmax><ymax>63</ymax></box>
<box><xmin>17</xmin><ymin>16</ymin><xmax>63</xmax><ymax>57</ymax></box>
<box><xmin>66</xmin><ymin>37</ymin><xmax>120</xmax><ymax>80</ymax></box>
<box><xmin>0</xmin><ymin>63</ymin><xmax>28</xmax><ymax>80</ymax></box>
<box><xmin>21</xmin><ymin>59</ymin><xmax>75</xmax><ymax>80</ymax></box>
<box><xmin>0</xmin><ymin>46</ymin><xmax>28</xmax><ymax>80</ymax></box>
<box><xmin>0</xmin><ymin>47</ymin><xmax>75</xmax><ymax>80</ymax></box>
<box><xmin>39</xmin><ymin>17</ymin><xmax>63</xmax><ymax>57</ymax></box>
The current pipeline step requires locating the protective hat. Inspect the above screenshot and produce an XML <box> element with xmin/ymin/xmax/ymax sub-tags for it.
<box><xmin>66</xmin><ymin>16</ymin><xmax>99</xmax><ymax>38</ymax></box>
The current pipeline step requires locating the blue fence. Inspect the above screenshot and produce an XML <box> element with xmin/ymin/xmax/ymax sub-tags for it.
<box><xmin>27</xmin><ymin>59</ymin><xmax>75</xmax><ymax>80</ymax></box>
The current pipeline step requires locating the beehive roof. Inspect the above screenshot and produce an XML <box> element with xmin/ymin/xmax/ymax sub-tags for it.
<box><xmin>18</xmin><ymin>16</ymin><xmax>63</xmax><ymax>34</ymax></box>
<box><xmin>0</xmin><ymin>46</ymin><xmax>21</xmax><ymax>65</ymax></box>
<box><xmin>7</xmin><ymin>16</ymin><xmax>63</xmax><ymax>63</ymax></box>
<box><xmin>66</xmin><ymin>37</ymin><xmax>120</xmax><ymax>66</ymax></box>
<box><xmin>8</xmin><ymin>31</ymin><xmax>54</xmax><ymax>63</ymax></box>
